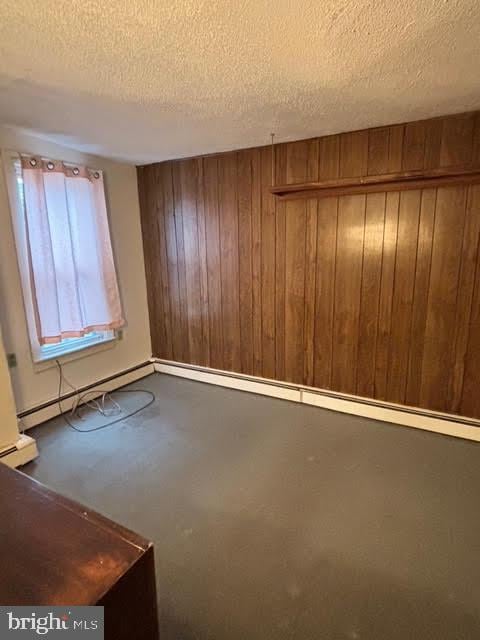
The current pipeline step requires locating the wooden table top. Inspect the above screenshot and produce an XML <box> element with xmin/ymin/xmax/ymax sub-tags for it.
<box><xmin>0</xmin><ymin>462</ymin><xmax>152</xmax><ymax>606</ymax></box>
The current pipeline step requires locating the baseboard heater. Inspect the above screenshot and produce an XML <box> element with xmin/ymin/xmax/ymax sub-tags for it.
<box><xmin>18</xmin><ymin>361</ymin><xmax>155</xmax><ymax>429</ymax></box>
<box><xmin>153</xmin><ymin>358</ymin><xmax>480</xmax><ymax>442</ymax></box>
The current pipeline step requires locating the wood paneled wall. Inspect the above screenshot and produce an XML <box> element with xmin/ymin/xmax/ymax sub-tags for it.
<box><xmin>138</xmin><ymin>111</ymin><xmax>480</xmax><ymax>419</ymax></box>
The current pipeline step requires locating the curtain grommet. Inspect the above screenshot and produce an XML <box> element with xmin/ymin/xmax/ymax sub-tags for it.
<box><xmin>73</xmin><ymin>167</ymin><xmax>79</xmax><ymax>176</ymax></box>
<box><xmin>29</xmin><ymin>158</ymin><xmax>37</xmax><ymax>167</ymax></box>
<box><xmin>46</xmin><ymin>161</ymin><xmax>54</xmax><ymax>170</ymax></box>
<box><xmin>94</xmin><ymin>171</ymin><xmax>100</xmax><ymax>179</ymax></box>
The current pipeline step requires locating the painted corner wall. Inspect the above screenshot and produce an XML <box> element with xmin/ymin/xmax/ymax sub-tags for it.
<box><xmin>0</xmin><ymin>325</ymin><xmax>21</xmax><ymax>447</ymax></box>
<box><xmin>0</xmin><ymin>126</ymin><xmax>151</xmax><ymax>414</ymax></box>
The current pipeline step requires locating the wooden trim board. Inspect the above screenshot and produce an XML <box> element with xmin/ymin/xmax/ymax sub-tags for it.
<box><xmin>271</xmin><ymin>166</ymin><xmax>480</xmax><ymax>200</ymax></box>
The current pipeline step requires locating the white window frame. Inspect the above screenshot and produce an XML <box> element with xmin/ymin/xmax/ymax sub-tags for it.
<box><xmin>3</xmin><ymin>150</ymin><xmax>116</xmax><ymax>363</ymax></box>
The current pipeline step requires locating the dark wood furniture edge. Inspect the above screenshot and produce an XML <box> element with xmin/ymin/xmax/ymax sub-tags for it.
<box><xmin>13</xmin><ymin>467</ymin><xmax>150</xmax><ymax>553</ymax></box>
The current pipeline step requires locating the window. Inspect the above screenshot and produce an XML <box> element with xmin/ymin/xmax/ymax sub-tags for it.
<box><xmin>5</xmin><ymin>153</ymin><xmax>124</xmax><ymax>363</ymax></box>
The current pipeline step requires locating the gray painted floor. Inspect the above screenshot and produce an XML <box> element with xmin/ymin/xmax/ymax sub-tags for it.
<box><xmin>24</xmin><ymin>373</ymin><xmax>480</xmax><ymax>639</ymax></box>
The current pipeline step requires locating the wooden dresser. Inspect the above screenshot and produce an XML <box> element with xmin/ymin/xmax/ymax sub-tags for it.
<box><xmin>0</xmin><ymin>462</ymin><xmax>159</xmax><ymax>639</ymax></box>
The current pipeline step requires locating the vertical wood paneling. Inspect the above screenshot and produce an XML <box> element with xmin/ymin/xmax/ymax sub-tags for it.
<box><xmin>274</xmin><ymin>144</ymin><xmax>287</xmax><ymax>381</ymax></box>
<box><xmin>284</xmin><ymin>142</ymin><xmax>308</xmax><ymax>383</ymax></box>
<box><xmin>154</xmin><ymin>165</ymin><xmax>173</xmax><ymax>360</ymax></box>
<box><xmin>172</xmin><ymin>163</ymin><xmax>190</xmax><ymax>363</ymax></box>
<box><xmin>339</xmin><ymin>131</ymin><xmax>369</xmax><ymax>177</ymax></box>
<box><xmin>251</xmin><ymin>149</ymin><xmax>263</xmax><ymax>377</ymax></box>
<box><xmin>314</xmin><ymin>197</ymin><xmax>337</xmax><ymax>389</ymax></box>
<box><xmin>139</xmin><ymin>110</ymin><xmax>480</xmax><ymax>420</ymax></box>
<box><xmin>313</xmin><ymin>135</ymin><xmax>339</xmax><ymax>389</ymax></box>
<box><xmin>386</xmin><ymin>190</ymin><xmax>421</xmax><ymax>404</ymax></box>
<box><xmin>162</xmin><ymin>163</ymin><xmax>185</xmax><ymax>362</ymax></box>
<box><xmin>367</xmin><ymin>128</ymin><xmax>390</xmax><ymax>175</ymax></box>
<box><xmin>460</xmin><ymin>189</ymin><xmax>480</xmax><ymax>417</ymax></box>
<box><xmin>178</xmin><ymin>160</ymin><xmax>203</xmax><ymax>364</ymax></box>
<box><xmin>195</xmin><ymin>159</ymin><xmax>210</xmax><ymax>366</ymax></box>
<box><xmin>237</xmin><ymin>150</ymin><xmax>254</xmax><ymax>374</ymax></box>
<box><xmin>419</xmin><ymin>186</ymin><xmax>467</xmax><ymax>412</ymax></box>
<box><xmin>203</xmin><ymin>157</ymin><xmax>224</xmax><ymax>369</ymax></box>
<box><xmin>449</xmin><ymin>185</ymin><xmax>480</xmax><ymax>413</ymax></box>
<box><xmin>440</xmin><ymin>113</ymin><xmax>475</xmax><ymax>167</ymax></box>
<box><xmin>260</xmin><ymin>146</ymin><xmax>276</xmax><ymax>379</ymax></box>
<box><xmin>375</xmin><ymin>192</ymin><xmax>399</xmax><ymax>399</ymax></box>
<box><xmin>303</xmin><ymin>197</ymin><xmax>318</xmax><ymax>387</ymax></box>
<box><xmin>138</xmin><ymin>166</ymin><xmax>162</xmax><ymax>354</ymax></box>
<box><xmin>303</xmin><ymin>143</ymin><xmax>319</xmax><ymax>386</ymax></box>
<box><xmin>402</xmin><ymin>122</ymin><xmax>426</xmax><ymax>170</ymax></box>
<box><xmin>332</xmin><ymin>194</ymin><xmax>365</xmax><ymax>393</ymax></box>
<box><xmin>356</xmin><ymin>192</ymin><xmax>385</xmax><ymax>397</ymax></box>
<box><xmin>405</xmin><ymin>189</ymin><xmax>436</xmax><ymax>407</ymax></box>
<box><xmin>218</xmin><ymin>153</ymin><xmax>241</xmax><ymax>372</ymax></box>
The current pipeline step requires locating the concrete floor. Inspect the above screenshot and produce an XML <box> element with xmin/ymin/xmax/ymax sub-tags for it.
<box><xmin>24</xmin><ymin>373</ymin><xmax>480</xmax><ymax>639</ymax></box>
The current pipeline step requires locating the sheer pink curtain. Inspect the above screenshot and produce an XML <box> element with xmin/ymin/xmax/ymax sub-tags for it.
<box><xmin>21</xmin><ymin>156</ymin><xmax>124</xmax><ymax>344</ymax></box>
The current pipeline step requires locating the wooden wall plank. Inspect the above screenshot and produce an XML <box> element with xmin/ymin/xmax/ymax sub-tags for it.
<box><xmin>203</xmin><ymin>157</ymin><xmax>224</xmax><ymax>370</ymax></box>
<box><xmin>386</xmin><ymin>190</ymin><xmax>421</xmax><ymax>404</ymax></box>
<box><xmin>313</xmin><ymin>135</ymin><xmax>340</xmax><ymax>389</ymax></box>
<box><xmin>137</xmin><ymin>166</ymin><xmax>161</xmax><ymax>354</ymax></box>
<box><xmin>218</xmin><ymin>153</ymin><xmax>241</xmax><ymax>372</ymax></box>
<box><xmin>237</xmin><ymin>150</ymin><xmax>254</xmax><ymax>374</ymax></box>
<box><xmin>367</xmin><ymin>128</ymin><xmax>390</xmax><ymax>175</ymax></box>
<box><xmin>314</xmin><ymin>197</ymin><xmax>337</xmax><ymax>390</ymax></box>
<box><xmin>251</xmin><ymin>149</ymin><xmax>263</xmax><ymax>377</ymax></box>
<box><xmin>260</xmin><ymin>146</ymin><xmax>276</xmax><ymax>378</ymax></box>
<box><xmin>405</xmin><ymin>189</ymin><xmax>436</xmax><ymax>407</ymax></box>
<box><xmin>387</xmin><ymin>125</ymin><xmax>405</xmax><ymax>172</ymax></box>
<box><xmin>301</xmin><ymin>139</ymin><xmax>319</xmax><ymax>384</ymax></box>
<box><xmin>171</xmin><ymin>163</ymin><xmax>190</xmax><ymax>362</ymax></box>
<box><xmin>318</xmin><ymin>135</ymin><xmax>340</xmax><ymax>179</ymax></box>
<box><xmin>139</xmin><ymin>110</ymin><xmax>480</xmax><ymax>420</ymax></box>
<box><xmin>375</xmin><ymin>192</ymin><xmax>399</xmax><ymax>400</ymax></box>
<box><xmin>274</xmin><ymin>144</ymin><xmax>287</xmax><ymax>381</ymax></box>
<box><xmin>303</xmin><ymin>198</ymin><xmax>318</xmax><ymax>386</ymax></box>
<box><xmin>356</xmin><ymin>192</ymin><xmax>385</xmax><ymax>397</ymax></box>
<box><xmin>178</xmin><ymin>160</ymin><xmax>203</xmax><ymax>364</ymax></box>
<box><xmin>339</xmin><ymin>131</ymin><xmax>369</xmax><ymax>177</ymax></box>
<box><xmin>402</xmin><ymin>122</ymin><xmax>425</xmax><ymax>170</ymax></box>
<box><xmin>195</xmin><ymin>159</ymin><xmax>210</xmax><ymax>366</ymax></box>
<box><xmin>449</xmin><ymin>185</ymin><xmax>480</xmax><ymax>413</ymax></box>
<box><xmin>440</xmin><ymin>113</ymin><xmax>476</xmax><ymax>167</ymax></box>
<box><xmin>284</xmin><ymin>142</ymin><xmax>308</xmax><ymax>383</ymax></box>
<box><xmin>420</xmin><ymin>186</ymin><xmax>467</xmax><ymax>412</ymax></box>
<box><xmin>153</xmin><ymin>165</ymin><xmax>173</xmax><ymax>360</ymax></box>
<box><xmin>332</xmin><ymin>194</ymin><xmax>365</xmax><ymax>393</ymax></box>
<box><xmin>460</xmin><ymin>190</ymin><xmax>480</xmax><ymax>417</ymax></box>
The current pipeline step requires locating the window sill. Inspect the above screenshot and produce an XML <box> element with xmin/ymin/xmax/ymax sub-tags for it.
<box><xmin>32</xmin><ymin>333</ymin><xmax>118</xmax><ymax>372</ymax></box>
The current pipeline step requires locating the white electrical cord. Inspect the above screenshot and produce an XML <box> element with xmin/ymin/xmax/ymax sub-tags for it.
<box><xmin>56</xmin><ymin>359</ymin><xmax>155</xmax><ymax>433</ymax></box>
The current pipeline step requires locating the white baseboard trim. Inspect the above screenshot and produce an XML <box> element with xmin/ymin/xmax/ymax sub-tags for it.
<box><xmin>154</xmin><ymin>360</ymin><xmax>480</xmax><ymax>442</ymax></box>
<box><xmin>19</xmin><ymin>363</ymin><xmax>155</xmax><ymax>430</ymax></box>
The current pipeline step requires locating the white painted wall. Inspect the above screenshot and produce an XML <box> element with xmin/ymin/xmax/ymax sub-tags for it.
<box><xmin>0</xmin><ymin>325</ymin><xmax>21</xmax><ymax>447</ymax></box>
<box><xmin>0</xmin><ymin>126</ymin><xmax>151</xmax><ymax>414</ymax></box>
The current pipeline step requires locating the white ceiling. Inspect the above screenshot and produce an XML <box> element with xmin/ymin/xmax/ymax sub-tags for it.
<box><xmin>1</xmin><ymin>0</ymin><xmax>479</xmax><ymax>165</ymax></box>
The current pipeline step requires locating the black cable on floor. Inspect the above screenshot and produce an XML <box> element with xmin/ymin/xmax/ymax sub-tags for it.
<box><xmin>56</xmin><ymin>359</ymin><xmax>156</xmax><ymax>433</ymax></box>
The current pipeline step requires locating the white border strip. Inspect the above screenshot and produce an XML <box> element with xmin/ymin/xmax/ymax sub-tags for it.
<box><xmin>154</xmin><ymin>360</ymin><xmax>480</xmax><ymax>442</ymax></box>
<box><xmin>155</xmin><ymin>362</ymin><xmax>300</xmax><ymax>402</ymax></box>
<box><xmin>20</xmin><ymin>363</ymin><xmax>155</xmax><ymax>430</ymax></box>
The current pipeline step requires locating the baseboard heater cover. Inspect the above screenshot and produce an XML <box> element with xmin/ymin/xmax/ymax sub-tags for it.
<box><xmin>0</xmin><ymin>434</ymin><xmax>38</xmax><ymax>468</ymax></box>
<box><xmin>18</xmin><ymin>361</ymin><xmax>155</xmax><ymax>429</ymax></box>
<box><xmin>153</xmin><ymin>359</ymin><xmax>480</xmax><ymax>442</ymax></box>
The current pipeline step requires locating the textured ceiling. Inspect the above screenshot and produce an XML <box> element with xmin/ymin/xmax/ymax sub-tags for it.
<box><xmin>1</xmin><ymin>0</ymin><xmax>479</xmax><ymax>164</ymax></box>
